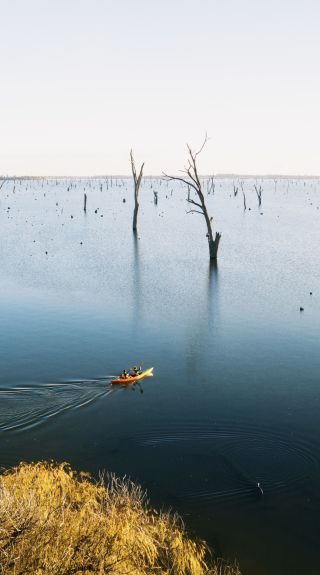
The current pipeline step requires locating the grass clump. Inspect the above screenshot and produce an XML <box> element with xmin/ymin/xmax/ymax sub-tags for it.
<box><xmin>0</xmin><ymin>461</ymin><xmax>240</xmax><ymax>575</ymax></box>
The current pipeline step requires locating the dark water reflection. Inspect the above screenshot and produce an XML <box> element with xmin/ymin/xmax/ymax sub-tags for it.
<box><xmin>132</xmin><ymin>232</ymin><xmax>142</xmax><ymax>325</ymax></box>
<box><xmin>0</xmin><ymin>177</ymin><xmax>320</xmax><ymax>575</ymax></box>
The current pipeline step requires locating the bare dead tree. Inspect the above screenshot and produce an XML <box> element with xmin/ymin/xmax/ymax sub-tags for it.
<box><xmin>130</xmin><ymin>150</ymin><xmax>144</xmax><ymax>232</ymax></box>
<box><xmin>207</xmin><ymin>176</ymin><xmax>215</xmax><ymax>195</ymax></box>
<box><xmin>163</xmin><ymin>137</ymin><xmax>221</xmax><ymax>260</ymax></box>
<box><xmin>242</xmin><ymin>191</ymin><xmax>247</xmax><ymax>210</ymax></box>
<box><xmin>254</xmin><ymin>184</ymin><xmax>262</xmax><ymax>206</ymax></box>
<box><xmin>84</xmin><ymin>193</ymin><xmax>87</xmax><ymax>212</ymax></box>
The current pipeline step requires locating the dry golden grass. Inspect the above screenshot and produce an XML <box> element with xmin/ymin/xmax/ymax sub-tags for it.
<box><xmin>0</xmin><ymin>462</ymin><xmax>240</xmax><ymax>575</ymax></box>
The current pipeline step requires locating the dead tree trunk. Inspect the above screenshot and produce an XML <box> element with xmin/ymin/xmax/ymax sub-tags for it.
<box><xmin>163</xmin><ymin>137</ymin><xmax>221</xmax><ymax>260</ymax></box>
<box><xmin>130</xmin><ymin>150</ymin><xmax>144</xmax><ymax>233</ymax></box>
<box><xmin>254</xmin><ymin>184</ymin><xmax>262</xmax><ymax>206</ymax></box>
<box><xmin>242</xmin><ymin>191</ymin><xmax>247</xmax><ymax>210</ymax></box>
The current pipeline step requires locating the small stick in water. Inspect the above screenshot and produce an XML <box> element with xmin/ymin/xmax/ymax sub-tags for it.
<box><xmin>256</xmin><ymin>482</ymin><xmax>264</xmax><ymax>495</ymax></box>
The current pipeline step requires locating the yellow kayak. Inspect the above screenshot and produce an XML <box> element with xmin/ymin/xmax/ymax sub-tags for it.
<box><xmin>111</xmin><ymin>367</ymin><xmax>154</xmax><ymax>385</ymax></box>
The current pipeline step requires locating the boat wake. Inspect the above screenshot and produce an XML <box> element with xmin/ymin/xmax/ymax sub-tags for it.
<box><xmin>0</xmin><ymin>378</ymin><xmax>115</xmax><ymax>433</ymax></box>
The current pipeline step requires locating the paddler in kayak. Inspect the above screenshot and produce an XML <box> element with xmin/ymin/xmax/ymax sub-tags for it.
<box><xmin>111</xmin><ymin>367</ymin><xmax>153</xmax><ymax>385</ymax></box>
<box><xmin>130</xmin><ymin>365</ymin><xmax>142</xmax><ymax>377</ymax></box>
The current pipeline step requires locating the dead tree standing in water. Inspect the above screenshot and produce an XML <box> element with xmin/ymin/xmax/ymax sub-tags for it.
<box><xmin>130</xmin><ymin>150</ymin><xmax>144</xmax><ymax>233</ymax></box>
<box><xmin>242</xmin><ymin>190</ymin><xmax>247</xmax><ymax>210</ymax></box>
<box><xmin>254</xmin><ymin>184</ymin><xmax>262</xmax><ymax>206</ymax></box>
<box><xmin>163</xmin><ymin>137</ymin><xmax>221</xmax><ymax>260</ymax></box>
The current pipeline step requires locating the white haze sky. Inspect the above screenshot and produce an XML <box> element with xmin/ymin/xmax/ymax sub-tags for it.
<box><xmin>0</xmin><ymin>0</ymin><xmax>319</xmax><ymax>175</ymax></box>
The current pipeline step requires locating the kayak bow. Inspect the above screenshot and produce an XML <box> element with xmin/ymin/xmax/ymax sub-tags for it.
<box><xmin>111</xmin><ymin>367</ymin><xmax>154</xmax><ymax>385</ymax></box>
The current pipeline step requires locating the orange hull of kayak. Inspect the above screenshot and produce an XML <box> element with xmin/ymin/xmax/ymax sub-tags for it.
<box><xmin>111</xmin><ymin>367</ymin><xmax>154</xmax><ymax>385</ymax></box>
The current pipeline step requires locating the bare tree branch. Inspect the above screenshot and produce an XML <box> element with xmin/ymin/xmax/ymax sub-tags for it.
<box><xmin>162</xmin><ymin>173</ymin><xmax>198</xmax><ymax>194</ymax></box>
<box><xmin>163</xmin><ymin>137</ymin><xmax>221</xmax><ymax>260</ymax></box>
<box><xmin>186</xmin><ymin>209</ymin><xmax>204</xmax><ymax>215</ymax></box>
<box><xmin>184</xmin><ymin>167</ymin><xmax>199</xmax><ymax>188</ymax></box>
<box><xmin>188</xmin><ymin>133</ymin><xmax>208</xmax><ymax>160</ymax></box>
<box><xmin>187</xmin><ymin>198</ymin><xmax>203</xmax><ymax>210</ymax></box>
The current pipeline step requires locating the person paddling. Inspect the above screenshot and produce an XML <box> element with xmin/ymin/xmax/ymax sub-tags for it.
<box><xmin>130</xmin><ymin>366</ymin><xmax>141</xmax><ymax>377</ymax></box>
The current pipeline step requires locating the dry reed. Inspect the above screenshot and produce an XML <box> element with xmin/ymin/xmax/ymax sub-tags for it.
<box><xmin>0</xmin><ymin>461</ymin><xmax>240</xmax><ymax>575</ymax></box>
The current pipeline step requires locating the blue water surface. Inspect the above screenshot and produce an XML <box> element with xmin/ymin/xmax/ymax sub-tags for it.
<box><xmin>0</xmin><ymin>176</ymin><xmax>319</xmax><ymax>575</ymax></box>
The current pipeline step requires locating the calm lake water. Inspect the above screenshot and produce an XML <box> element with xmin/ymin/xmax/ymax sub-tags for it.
<box><xmin>0</xmin><ymin>176</ymin><xmax>319</xmax><ymax>574</ymax></box>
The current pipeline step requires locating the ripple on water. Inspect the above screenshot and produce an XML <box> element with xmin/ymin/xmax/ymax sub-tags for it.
<box><xmin>0</xmin><ymin>378</ymin><xmax>115</xmax><ymax>433</ymax></box>
<box><xmin>138</xmin><ymin>422</ymin><xmax>320</xmax><ymax>504</ymax></box>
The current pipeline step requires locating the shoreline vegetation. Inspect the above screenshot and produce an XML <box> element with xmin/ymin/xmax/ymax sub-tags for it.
<box><xmin>0</xmin><ymin>462</ymin><xmax>240</xmax><ymax>575</ymax></box>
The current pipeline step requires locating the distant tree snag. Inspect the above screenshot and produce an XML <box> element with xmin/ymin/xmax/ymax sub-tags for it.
<box><xmin>254</xmin><ymin>184</ymin><xmax>262</xmax><ymax>206</ymax></box>
<box><xmin>163</xmin><ymin>137</ymin><xmax>221</xmax><ymax>260</ymax></box>
<box><xmin>130</xmin><ymin>150</ymin><xmax>144</xmax><ymax>233</ymax></box>
<box><xmin>242</xmin><ymin>190</ymin><xmax>247</xmax><ymax>210</ymax></box>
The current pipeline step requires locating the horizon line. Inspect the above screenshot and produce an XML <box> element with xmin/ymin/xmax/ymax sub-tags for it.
<box><xmin>1</xmin><ymin>173</ymin><xmax>320</xmax><ymax>180</ymax></box>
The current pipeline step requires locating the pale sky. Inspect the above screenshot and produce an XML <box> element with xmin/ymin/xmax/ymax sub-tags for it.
<box><xmin>0</xmin><ymin>0</ymin><xmax>319</xmax><ymax>176</ymax></box>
